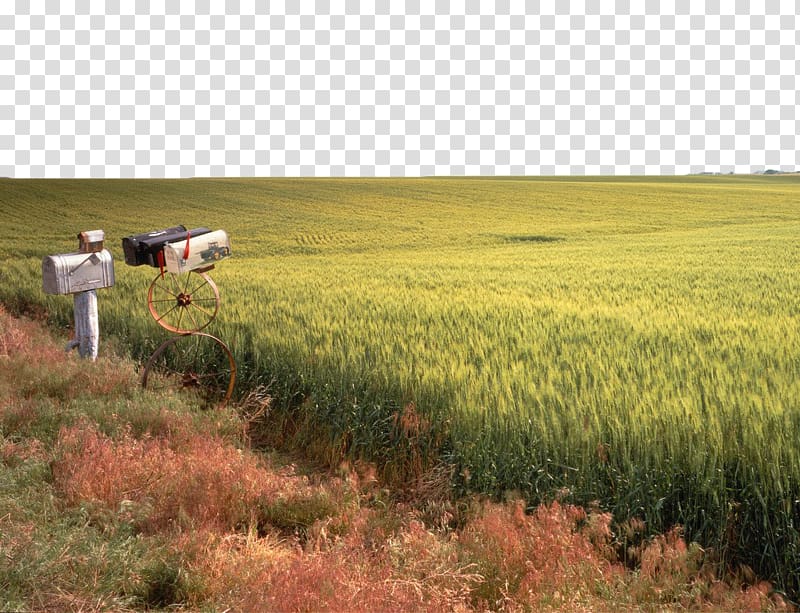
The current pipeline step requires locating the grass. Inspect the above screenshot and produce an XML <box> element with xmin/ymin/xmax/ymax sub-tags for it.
<box><xmin>0</xmin><ymin>305</ymin><xmax>792</xmax><ymax>611</ymax></box>
<box><xmin>1</xmin><ymin>175</ymin><xmax>799</xmax><ymax>598</ymax></box>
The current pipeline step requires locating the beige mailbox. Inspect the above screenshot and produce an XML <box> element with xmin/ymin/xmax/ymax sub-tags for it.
<box><xmin>163</xmin><ymin>229</ymin><xmax>231</xmax><ymax>274</ymax></box>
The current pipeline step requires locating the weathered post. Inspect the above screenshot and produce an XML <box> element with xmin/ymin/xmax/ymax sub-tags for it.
<box><xmin>65</xmin><ymin>289</ymin><xmax>99</xmax><ymax>359</ymax></box>
<box><xmin>42</xmin><ymin>230</ymin><xmax>115</xmax><ymax>361</ymax></box>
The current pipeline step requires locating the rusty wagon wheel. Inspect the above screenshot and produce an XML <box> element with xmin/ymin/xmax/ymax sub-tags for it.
<box><xmin>147</xmin><ymin>270</ymin><xmax>220</xmax><ymax>333</ymax></box>
<box><xmin>141</xmin><ymin>332</ymin><xmax>236</xmax><ymax>409</ymax></box>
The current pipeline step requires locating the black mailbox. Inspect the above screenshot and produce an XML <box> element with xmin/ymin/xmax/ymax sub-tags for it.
<box><xmin>122</xmin><ymin>225</ymin><xmax>211</xmax><ymax>267</ymax></box>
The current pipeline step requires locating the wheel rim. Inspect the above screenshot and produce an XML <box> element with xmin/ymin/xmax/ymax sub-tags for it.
<box><xmin>141</xmin><ymin>332</ymin><xmax>236</xmax><ymax>409</ymax></box>
<box><xmin>147</xmin><ymin>271</ymin><xmax>220</xmax><ymax>333</ymax></box>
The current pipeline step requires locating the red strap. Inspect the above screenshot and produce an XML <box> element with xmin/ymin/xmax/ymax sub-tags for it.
<box><xmin>183</xmin><ymin>231</ymin><xmax>191</xmax><ymax>260</ymax></box>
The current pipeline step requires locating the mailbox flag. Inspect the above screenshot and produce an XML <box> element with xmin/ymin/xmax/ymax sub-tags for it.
<box><xmin>183</xmin><ymin>231</ymin><xmax>191</xmax><ymax>260</ymax></box>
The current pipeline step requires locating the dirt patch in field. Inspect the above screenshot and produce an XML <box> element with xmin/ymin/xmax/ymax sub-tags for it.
<box><xmin>502</xmin><ymin>234</ymin><xmax>564</xmax><ymax>243</ymax></box>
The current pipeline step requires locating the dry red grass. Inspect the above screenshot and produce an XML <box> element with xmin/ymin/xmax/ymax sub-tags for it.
<box><xmin>0</xmin><ymin>304</ymin><xmax>56</xmax><ymax>360</ymax></box>
<box><xmin>52</xmin><ymin>423</ymin><xmax>285</xmax><ymax>533</ymax></box>
<box><xmin>455</xmin><ymin>499</ymin><xmax>619</xmax><ymax>610</ymax></box>
<box><xmin>1</xmin><ymin>437</ymin><xmax>47</xmax><ymax>465</ymax></box>
<box><xmin>202</xmin><ymin>513</ymin><xmax>481</xmax><ymax>613</ymax></box>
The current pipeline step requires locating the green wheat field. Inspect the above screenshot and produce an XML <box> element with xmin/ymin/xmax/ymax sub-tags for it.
<box><xmin>2</xmin><ymin>176</ymin><xmax>799</xmax><ymax>593</ymax></box>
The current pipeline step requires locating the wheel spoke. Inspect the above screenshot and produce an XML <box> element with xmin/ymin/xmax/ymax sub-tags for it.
<box><xmin>154</xmin><ymin>303</ymin><xmax>180</xmax><ymax>324</ymax></box>
<box><xmin>190</xmin><ymin>335</ymin><xmax>203</xmax><ymax>364</ymax></box>
<box><xmin>169</xmin><ymin>273</ymin><xmax>182</xmax><ymax>295</ymax></box>
<box><xmin>188</xmin><ymin>276</ymin><xmax>212</xmax><ymax>296</ymax></box>
<box><xmin>195</xmin><ymin>371</ymin><xmax>231</xmax><ymax>381</ymax></box>
<box><xmin>185</xmin><ymin>306</ymin><xmax>200</xmax><ymax>332</ymax></box>
<box><xmin>152</xmin><ymin>283</ymin><xmax>179</xmax><ymax>298</ymax></box>
<box><xmin>175</xmin><ymin>305</ymin><xmax>186</xmax><ymax>331</ymax></box>
<box><xmin>177</xmin><ymin>273</ymin><xmax>191</xmax><ymax>294</ymax></box>
<box><xmin>148</xmin><ymin>271</ymin><xmax>219</xmax><ymax>333</ymax></box>
<box><xmin>190</xmin><ymin>303</ymin><xmax>216</xmax><ymax>319</ymax></box>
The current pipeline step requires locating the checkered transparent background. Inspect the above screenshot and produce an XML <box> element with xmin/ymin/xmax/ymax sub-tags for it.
<box><xmin>2</xmin><ymin>0</ymin><xmax>798</xmax><ymax>177</ymax></box>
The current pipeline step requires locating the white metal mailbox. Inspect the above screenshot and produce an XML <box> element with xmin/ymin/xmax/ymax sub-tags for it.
<box><xmin>42</xmin><ymin>249</ymin><xmax>115</xmax><ymax>295</ymax></box>
<box><xmin>163</xmin><ymin>229</ymin><xmax>231</xmax><ymax>274</ymax></box>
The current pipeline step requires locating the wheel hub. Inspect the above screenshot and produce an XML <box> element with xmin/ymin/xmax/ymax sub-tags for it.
<box><xmin>177</xmin><ymin>293</ymin><xmax>191</xmax><ymax>307</ymax></box>
<box><xmin>181</xmin><ymin>371</ymin><xmax>200</xmax><ymax>387</ymax></box>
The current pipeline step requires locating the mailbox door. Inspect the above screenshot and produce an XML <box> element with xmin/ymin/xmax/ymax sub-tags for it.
<box><xmin>42</xmin><ymin>255</ymin><xmax>70</xmax><ymax>294</ymax></box>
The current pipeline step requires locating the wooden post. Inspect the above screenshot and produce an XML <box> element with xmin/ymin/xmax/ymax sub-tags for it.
<box><xmin>65</xmin><ymin>289</ymin><xmax>99</xmax><ymax>360</ymax></box>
